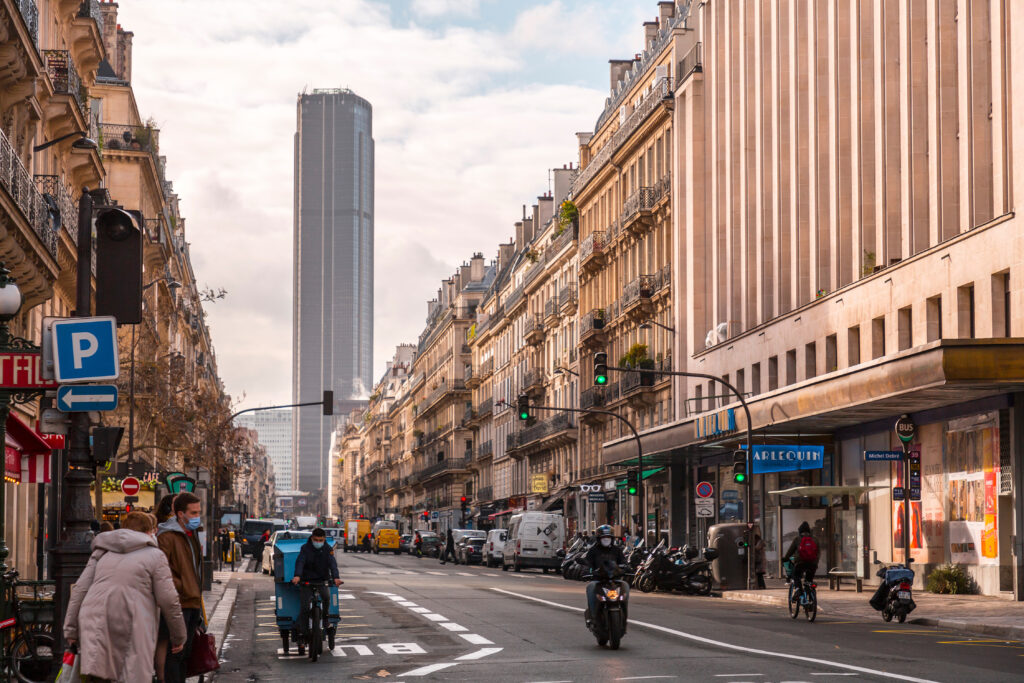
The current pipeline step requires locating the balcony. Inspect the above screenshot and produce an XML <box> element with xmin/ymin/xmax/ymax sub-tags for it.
<box><xmin>621</xmin><ymin>187</ymin><xmax>657</xmax><ymax>234</ymax></box>
<box><xmin>420</xmin><ymin>378</ymin><xmax>468</xmax><ymax>415</ymax></box>
<box><xmin>579</xmin><ymin>231</ymin><xmax>606</xmax><ymax>272</ymax></box>
<box><xmin>0</xmin><ymin>129</ymin><xmax>59</xmax><ymax>259</ymax></box>
<box><xmin>658</xmin><ymin>264</ymin><xmax>671</xmax><ymax>293</ymax></box>
<box><xmin>579</xmin><ymin>309</ymin><xmax>607</xmax><ymax>348</ymax></box>
<box><xmin>33</xmin><ymin>175</ymin><xmax>76</xmax><ymax>240</ymax></box>
<box><xmin>465</xmin><ymin>365</ymin><xmax>479</xmax><ymax>389</ymax></box>
<box><xmin>387</xmin><ymin>478</ymin><xmax>401</xmax><ymax>492</ymax></box>
<box><xmin>524</xmin><ymin>315</ymin><xmax>545</xmax><ymax>346</ymax></box>
<box><xmin>460</xmin><ymin>408</ymin><xmax>476</xmax><ymax>428</ymax></box>
<box><xmin>549</xmin><ymin>219</ymin><xmax>578</xmax><ymax>257</ymax></box>
<box><xmin>43</xmin><ymin>50</ymin><xmax>85</xmax><ymax>117</ymax></box>
<box><xmin>477</xmin><ymin>440</ymin><xmax>493</xmax><ymax>459</ymax></box>
<box><xmin>581</xmin><ymin>387</ymin><xmax>605</xmax><ymax>411</ymax></box>
<box><xmin>476</xmin><ymin>397</ymin><xmax>493</xmax><ymax>417</ymax></box>
<box><xmin>505</xmin><ymin>284</ymin><xmax>526</xmax><ymax>313</ymax></box>
<box><xmin>521</xmin><ymin>367</ymin><xmax>545</xmax><ymax>397</ymax></box>
<box><xmin>558</xmin><ymin>284</ymin><xmax>578</xmax><ymax>314</ymax></box>
<box><xmin>418</xmin><ymin>457</ymin><xmax>470</xmax><ymax>481</ymax></box>
<box><xmin>15</xmin><ymin>0</ymin><xmax>39</xmax><ymax>45</ymax></box>
<box><xmin>512</xmin><ymin>413</ymin><xmax>576</xmax><ymax>455</ymax></box>
<box><xmin>99</xmin><ymin>123</ymin><xmax>166</xmax><ymax>187</ymax></box>
<box><xmin>479</xmin><ymin>357</ymin><xmax>494</xmax><ymax>379</ymax></box>
<box><xmin>622</xmin><ymin>275</ymin><xmax>656</xmax><ymax>318</ymax></box>
<box><xmin>620</xmin><ymin>364</ymin><xmax>657</xmax><ymax>405</ymax></box>
<box><xmin>654</xmin><ymin>172</ymin><xmax>671</xmax><ymax>208</ymax></box>
<box><xmin>543</xmin><ymin>298</ymin><xmax>558</xmax><ymax>326</ymax></box>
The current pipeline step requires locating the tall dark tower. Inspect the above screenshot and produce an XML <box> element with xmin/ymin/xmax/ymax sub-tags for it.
<box><xmin>292</xmin><ymin>88</ymin><xmax>373</xmax><ymax>502</ymax></box>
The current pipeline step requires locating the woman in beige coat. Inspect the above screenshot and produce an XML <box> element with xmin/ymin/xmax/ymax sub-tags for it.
<box><xmin>64</xmin><ymin>512</ymin><xmax>187</xmax><ymax>683</ymax></box>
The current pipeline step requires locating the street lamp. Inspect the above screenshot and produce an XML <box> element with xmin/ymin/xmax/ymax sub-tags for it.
<box><xmin>0</xmin><ymin>264</ymin><xmax>23</xmax><ymax>594</ymax></box>
<box><xmin>126</xmin><ymin>278</ymin><xmax>181</xmax><ymax>473</ymax></box>
<box><xmin>639</xmin><ymin>319</ymin><xmax>676</xmax><ymax>334</ymax></box>
<box><xmin>32</xmin><ymin>131</ymin><xmax>98</xmax><ymax>153</ymax></box>
<box><xmin>553</xmin><ymin>366</ymin><xmax>579</xmax><ymax>377</ymax></box>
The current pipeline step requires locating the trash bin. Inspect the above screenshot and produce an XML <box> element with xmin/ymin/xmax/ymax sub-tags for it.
<box><xmin>708</xmin><ymin>523</ymin><xmax>758</xmax><ymax>590</ymax></box>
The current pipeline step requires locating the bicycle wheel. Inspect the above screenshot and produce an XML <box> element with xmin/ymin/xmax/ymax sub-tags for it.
<box><xmin>309</xmin><ymin>604</ymin><xmax>322</xmax><ymax>662</ymax></box>
<box><xmin>788</xmin><ymin>584</ymin><xmax>800</xmax><ymax>619</ymax></box>
<box><xmin>805</xmin><ymin>587</ymin><xmax>817</xmax><ymax>622</ymax></box>
<box><xmin>9</xmin><ymin>629</ymin><xmax>57</xmax><ymax>683</ymax></box>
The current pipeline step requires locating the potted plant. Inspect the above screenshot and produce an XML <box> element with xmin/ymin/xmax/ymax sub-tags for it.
<box><xmin>556</xmin><ymin>200</ymin><xmax>578</xmax><ymax>236</ymax></box>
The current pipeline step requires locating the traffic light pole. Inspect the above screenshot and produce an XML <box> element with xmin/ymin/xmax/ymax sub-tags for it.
<box><xmin>607</xmin><ymin>365</ymin><xmax>756</xmax><ymax>590</ymax></box>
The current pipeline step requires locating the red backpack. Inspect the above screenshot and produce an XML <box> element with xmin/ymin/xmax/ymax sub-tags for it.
<box><xmin>797</xmin><ymin>535</ymin><xmax>819</xmax><ymax>563</ymax></box>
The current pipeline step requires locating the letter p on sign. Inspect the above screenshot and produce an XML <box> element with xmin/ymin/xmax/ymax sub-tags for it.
<box><xmin>71</xmin><ymin>332</ymin><xmax>98</xmax><ymax>369</ymax></box>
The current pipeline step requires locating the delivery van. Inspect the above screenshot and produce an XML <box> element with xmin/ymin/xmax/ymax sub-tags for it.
<box><xmin>344</xmin><ymin>518</ymin><xmax>371</xmax><ymax>552</ymax></box>
<box><xmin>502</xmin><ymin>512</ymin><xmax>565</xmax><ymax>572</ymax></box>
<box><xmin>372</xmin><ymin>520</ymin><xmax>401</xmax><ymax>554</ymax></box>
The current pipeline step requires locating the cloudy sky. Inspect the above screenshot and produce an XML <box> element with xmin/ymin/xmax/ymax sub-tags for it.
<box><xmin>115</xmin><ymin>0</ymin><xmax>656</xmax><ymax>409</ymax></box>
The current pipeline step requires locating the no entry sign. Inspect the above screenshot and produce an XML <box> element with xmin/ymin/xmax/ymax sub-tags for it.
<box><xmin>695</xmin><ymin>481</ymin><xmax>714</xmax><ymax>498</ymax></box>
<box><xmin>121</xmin><ymin>477</ymin><xmax>140</xmax><ymax>496</ymax></box>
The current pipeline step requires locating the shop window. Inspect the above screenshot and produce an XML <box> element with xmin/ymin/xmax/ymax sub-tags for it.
<box><xmin>991</xmin><ymin>271</ymin><xmax>1010</xmax><ymax>337</ymax></box>
<box><xmin>871</xmin><ymin>316</ymin><xmax>886</xmax><ymax>359</ymax></box>
<box><xmin>825</xmin><ymin>334</ymin><xmax>837</xmax><ymax>372</ymax></box>
<box><xmin>898</xmin><ymin>306</ymin><xmax>913</xmax><ymax>351</ymax></box>
<box><xmin>926</xmin><ymin>296</ymin><xmax>942</xmax><ymax>342</ymax></box>
<box><xmin>804</xmin><ymin>342</ymin><xmax>816</xmax><ymax>379</ymax></box>
<box><xmin>768</xmin><ymin>356</ymin><xmax>779</xmax><ymax>391</ymax></box>
<box><xmin>957</xmin><ymin>283</ymin><xmax>975</xmax><ymax>338</ymax></box>
<box><xmin>751</xmin><ymin>362</ymin><xmax>761</xmax><ymax>395</ymax></box>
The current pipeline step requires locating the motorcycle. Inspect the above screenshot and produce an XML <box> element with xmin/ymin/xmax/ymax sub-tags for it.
<box><xmin>871</xmin><ymin>559</ymin><xmax>916</xmax><ymax>623</ymax></box>
<box><xmin>635</xmin><ymin>542</ymin><xmax>714</xmax><ymax>595</ymax></box>
<box><xmin>562</xmin><ymin>536</ymin><xmax>593</xmax><ymax>581</ymax></box>
<box><xmin>584</xmin><ymin>560</ymin><xmax>629</xmax><ymax>650</ymax></box>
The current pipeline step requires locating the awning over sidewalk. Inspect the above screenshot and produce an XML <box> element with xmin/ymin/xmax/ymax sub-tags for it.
<box><xmin>488</xmin><ymin>509</ymin><xmax>515</xmax><ymax>520</ymax></box>
<box><xmin>768</xmin><ymin>485</ymin><xmax>884</xmax><ymax>497</ymax></box>
<box><xmin>615</xmin><ymin>467</ymin><xmax>665</xmax><ymax>489</ymax></box>
<box><xmin>4</xmin><ymin>412</ymin><xmax>52</xmax><ymax>484</ymax></box>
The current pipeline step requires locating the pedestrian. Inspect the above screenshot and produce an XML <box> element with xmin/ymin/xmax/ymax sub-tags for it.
<box><xmin>155</xmin><ymin>496</ymin><xmax>175</xmax><ymax>524</ymax></box>
<box><xmin>156</xmin><ymin>492</ymin><xmax>205</xmax><ymax>683</ymax></box>
<box><xmin>98</xmin><ymin>521</ymin><xmax>114</xmax><ymax>534</ymax></box>
<box><xmin>257</xmin><ymin>527</ymin><xmax>271</xmax><ymax>561</ymax></box>
<box><xmin>439</xmin><ymin>528</ymin><xmax>456</xmax><ymax>565</ymax></box>
<box><xmin>63</xmin><ymin>511</ymin><xmax>186</xmax><ymax>683</ymax></box>
<box><xmin>413</xmin><ymin>531</ymin><xmax>423</xmax><ymax>558</ymax></box>
<box><xmin>754</xmin><ymin>533</ymin><xmax>767</xmax><ymax>589</ymax></box>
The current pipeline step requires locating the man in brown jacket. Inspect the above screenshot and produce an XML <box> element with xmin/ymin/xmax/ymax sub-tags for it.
<box><xmin>157</xmin><ymin>492</ymin><xmax>204</xmax><ymax>683</ymax></box>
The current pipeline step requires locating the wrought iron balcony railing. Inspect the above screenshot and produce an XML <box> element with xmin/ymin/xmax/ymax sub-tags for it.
<box><xmin>43</xmin><ymin>50</ymin><xmax>84</xmax><ymax>113</ymax></box>
<box><xmin>621</xmin><ymin>187</ymin><xmax>657</xmax><ymax>224</ymax></box>
<box><xmin>15</xmin><ymin>0</ymin><xmax>39</xmax><ymax>44</ymax></box>
<box><xmin>579</xmin><ymin>231</ymin><xmax>606</xmax><ymax>264</ymax></box>
<box><xmin>78</xmin><ymin>0</ymin><xmax>105</xmax><ymax>36</ymax></box>
<box><xmin>623</xmin><ymin>275</ymin><xmax>656</xmax><ymax>309</ymax></box>
<box><xmin>0</xmin><ymin>130</ymin><xmax>58</xmax><ymax>258</ymax></box>
<box><xmin>33</xmin><ymin>175</ymin><xmax>76</xmax><ymax>237</ymax></box>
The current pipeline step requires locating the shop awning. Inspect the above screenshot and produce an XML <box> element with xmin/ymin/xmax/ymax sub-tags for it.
<box><xmin>542</xmin><ymin>489</ymin><xmax>570</xmax><ymax>511</ymax></box>
<box><xmin>4</xmin><ymin>413</ymin><xmax>52</xmax><ymax>484</ymax></box>
<box><xmin>615</xmin><ymin>467</ymin><xmax>665</xmax><ymax>489</ymax></box>
<box><xmin>488</xmin><ymin>509</ymin><xmax>515</xmax><ymax>520</ymax></box>
<box><xmin>768</xmin><ymin>485</ymin><xmax>884</xmax><ymax>497</ymax></box>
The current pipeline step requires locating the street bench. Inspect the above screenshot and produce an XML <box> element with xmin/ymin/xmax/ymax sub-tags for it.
<box><xmin>827</xmin><ymin>568</ymin><xmax>863</xmax><ymax>592</ymax></box>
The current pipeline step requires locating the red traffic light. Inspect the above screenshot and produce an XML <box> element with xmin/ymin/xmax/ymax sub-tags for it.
<box><xmin>124</xmin><ymin>504</ymin><xmax>132</xmax><ymax>513</ymax></box>
<box><xmin>460</xmin><ymin>496</ymin><xmax>467</xmax><ymax>504</ymax></box>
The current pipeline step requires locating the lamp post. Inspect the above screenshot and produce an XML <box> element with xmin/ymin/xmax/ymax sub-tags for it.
<box><xmin>32</xmin><ymin>131</ymin><xmax>98</xmax><ymax>153</ymax></box>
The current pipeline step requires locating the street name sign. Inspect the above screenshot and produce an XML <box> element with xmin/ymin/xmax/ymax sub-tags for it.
<box><xmin>51</xmin><ymin>317</ymin><xmax>119</xmax><ymax>383</ymax></box>
<box><xmin>695</xmin><ymin>498</ymin><xmax>715</xmax><ymax>518</ymax></box>
<box><xmin>0</xmin><ymin>352</ymin><xmax>57</xmax><ymax>389</ymax></box>
<box><xmin>865</xmin><ymin>450</ymin><xmax>904</xmax><ymax>461</ymax></box>
<box><xmin>56</xmin><ymin>385</ymin><xmax>118</xmax><ymax>412</ymax></box>
<box><xmin>121</xmin><ymin>477</ymin><xmax>140</xmax><ymax>496</ymax></box>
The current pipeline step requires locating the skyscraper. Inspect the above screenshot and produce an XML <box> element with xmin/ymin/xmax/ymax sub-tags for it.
<box><xmin>236</xmin><ymin>409</ymin><xmax>294</xmax><ymax>492</ymax></box>
<box><xmin>293</xmin><ymin>88</ymin><xmax>373</xmax><ymax>501</ymax></box>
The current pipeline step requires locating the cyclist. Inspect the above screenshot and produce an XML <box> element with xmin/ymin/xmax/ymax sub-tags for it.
<box><xmin>581</xmin><ymin>525</ymin><xmax>629</xmax><ymax>626</ymax></box>
<box><xmin>782</xmin><ymin>521</ymin><xmax>820</xmax><ymax>588</ymax></box>
<box><xmin>291</xmin><ymin>528</ymin><xmax>342</xmax><ymax>646</ymax></box>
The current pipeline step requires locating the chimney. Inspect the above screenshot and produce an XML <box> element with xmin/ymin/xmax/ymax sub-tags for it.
<box><xmin>643</xmin><ymin>21</ymin><xmax>659</xmax><ymax>48</ymax></box>
<box><xmin>470</xmin><ymin>252</ymin><xmax>485</xmax><ymax>281</ymax></box>
<box><xmin>117</xmin><ymin>28</ymin><xmax>134</xmax><ymax>82</ymax></box>
<box><xmin>609</xmin><ymin>59</ymin><xmax>633</xmax><ymax>95</ymax></box>
<box><xmin>99</xmin><ymin>3</ymin><xmax>119</xmax><ymax>67</ymax></box>
<box><xmin>522</xmin><ymin>216</ymin><xmax>534</xmax><ymax>245</ymax></box>
<box><xmin>514</xmin><ymin>221</ymin><xmax>524</xmax><ymax>250</ymax></box>
<box><xmin>576</xmin><ymin>131</ymin><xmax>593</xmax><ymax>168</ymax></box>
<box><xmin>537</xmin><ymin>195</ymin><xmax>554</xmax><ymax>226</ymax></box>
<box><xmin>459</xmin><ymin>263</ymin><xmax>471</xmax><ymax>288</ymax></box>
<box><xmin>552</xmin><ymin>167</ymin><xmax>574</xmax><ymax>202</ymax></box>
<box><xmin>498</xmin><ymin>242</ymin><xmax>515</xmax><ymax>270</ymax></box>
<box><xmin>658</xmin><ymin>1</ymin><xmax>675</xmax><ymax>26</ymax></box>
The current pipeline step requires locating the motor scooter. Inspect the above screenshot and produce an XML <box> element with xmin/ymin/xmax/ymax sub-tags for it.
<box><xmin>871</xmin><ymin>556</ymin><xmax>916</xmax><ymax>623</ymax></box>
<box><xmin>584</xmin><ymin>560</ymin><xmax>629</xmax><ymax>650</ymax></box>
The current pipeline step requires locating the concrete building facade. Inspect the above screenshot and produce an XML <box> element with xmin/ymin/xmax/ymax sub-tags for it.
<box><xmin>237</xmin><ymin>408</ymin><xmax>293</xmax><ymax>492</ymax></box>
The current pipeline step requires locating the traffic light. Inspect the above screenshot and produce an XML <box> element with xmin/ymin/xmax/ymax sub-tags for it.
<box><xmin>732</xmin><ymin>450</ymin><xmax>748</xmax><ymax>484</ymax></box>
<box><xmin>460</xmin><ymin>496</ymin><xmax>469</xmax><ymax>520</ymax></box>
<box><xmin>323</xmin><ymin>390</ymin><xmax>334</xmax><ymax>415</ymax></box>
<box><xmin>593</xmin><ymin>351</ymin><xmax>608</xmax><ymax>386</ymax></box>
<box><xmin>422</xmin><ymin>510</ymin><xmax>430</xmax><ymax>522</ymax></box>
<box><xmin>517</xmin><ymin>394</ymin><xmax>530</xmax><ymax>421</ymax></box>
<box><xmin>92</xmin><ymin>426</ymin><xmax>125</xmax><ymax>469</ymax></box>
<box><xmin>626</xmin><ymin>469</ymin><xmax>639</xmax><ymax>496</ymax></box>
<box><xmin>124</xmin><ymin>503</ymin><xmax>132</xmax><ymax>513</ymax></box>
<box><xmin>95</xmin><ymin>208</ymin><xmax>143</xmax><ymax>323</ymax></box>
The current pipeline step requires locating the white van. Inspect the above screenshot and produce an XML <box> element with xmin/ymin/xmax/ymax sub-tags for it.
<box><xmin>484</xmin><ymin>529</ymin><xmax>506</xmax><ymax>567</ymax></box>
<box><xmin>502</xmin><ymin>512</ymin><xmax>565</xmax><ymax>572</ymax></box>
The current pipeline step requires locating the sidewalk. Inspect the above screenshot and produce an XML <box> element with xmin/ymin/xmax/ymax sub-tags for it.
<box><xmin>721</xmin><ymin>580</ymin><xmax>1024</xmax><ymax>641</ymax></box>
<box><xmin>189</xmin><ymin>569</ymin><xmax>240</xmax><ymax>681</ymax></box>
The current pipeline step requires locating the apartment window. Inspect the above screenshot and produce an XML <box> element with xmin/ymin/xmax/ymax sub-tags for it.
<box><xmin>735</xmin><ymin>369</ymin><xmax>745</xmax><ymax>396</ymax></box>
<box><xmin>694</xmin><ymin>385</ymin><xmax>703</xmax><ymax>413</ymax></box>
<box><xmin>751</xmin><ymin>362</ymin><xmax>761</xmax><ymax>395</ymax></box>
<box><xmin>848</xmin><ymin>326</ymin><xmax>861</xmax><ymax>366</ymax></box>
<box><xmin>898</xmin><ymin>306</ymin><xmax>913</xmax><ymax>351</ymax></box>
<box><xmin>805</xmin><ymin>342</ymin><xmax>817</xmax><ymax>379</ymax></box>
<box><xmin>785</xmin><ymin>350</ymin><xmax>797</xmax><ymax>386</ymax></box>
<box><xmin>926</xmin><ymin>296</ymin><xmax>943</xmax><ymax>342</ymax></box>
<box><xmin>871</xmin><ymin>316</ymin><xmax>886</xmax><ymax>359</ymax></box>
<box><xmin>721</xmin><ymin>374</ymin><xmax>730</xmax><ymax>408</ymax></box>
<box><xmin>768</xmin><ymin>356</ymin><xmax>779</xmax><ymax>391</ymax></box>
<box><xmin>825</xmin><ymin>335</ymin><xmax>837</xmax><ymax>373</ymax></box>
<box><xmin>957</xmin><ymin>283</ymin><xmax>976</xmax><ymax>338</ymax></box>
<box><xmin>992</xmin><ymin>271</ymin><xmax>1010</xmax><ymax>337</ymax></box>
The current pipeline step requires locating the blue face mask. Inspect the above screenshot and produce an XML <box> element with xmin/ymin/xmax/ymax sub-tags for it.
<box><xmin>186</xmin><ymin>516</ymin><xmax>201</xmax><ymax>531</ymax></box>
<box><xmin>312</xmin><ymin>541</ymin><xmax>325</xmax><ymax>550</ymax></box>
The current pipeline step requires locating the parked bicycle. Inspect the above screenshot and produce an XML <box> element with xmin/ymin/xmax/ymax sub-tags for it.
<box><xmin>784</xmin><ymin>560</ymin><xmax>817</xmax><ymax>622</ymax></box>
<box><xmin>1</xmin><ymin>570</ymin><xmax>58</xmax><ymax>683</ymax></box>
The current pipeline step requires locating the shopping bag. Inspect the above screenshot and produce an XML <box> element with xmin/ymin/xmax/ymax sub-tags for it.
<box><xmin>55</xmin><ymin>649</ymin><xmax>81</xmax><ymax>683</ymax></box>
<box><xmin>186</xmin><ymin>628</ymin><xmax>220</xmax><ymax>676</ymax></box>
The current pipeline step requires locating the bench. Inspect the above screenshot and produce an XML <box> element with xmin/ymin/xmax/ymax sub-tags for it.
<box><xmin>827</xmin><ymin>568</ymin><xmax>863</xmax><ymax>592</ymax></box>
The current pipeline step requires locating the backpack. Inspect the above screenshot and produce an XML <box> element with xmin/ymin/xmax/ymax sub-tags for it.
<box><xmin>797</xmin><ymin>535</ymin><xmax>819</xmax><ymax>563</ymax></box>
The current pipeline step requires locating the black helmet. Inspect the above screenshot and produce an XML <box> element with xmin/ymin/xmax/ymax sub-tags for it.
<box><xmin>596</xmin><ymin>525</ymin><xmax>614</xmax><ymax>539</ymax></box>
<box><xmin>798</xmin><ymin>521</ymin><xmax>811</xmax><ymax>534</ymax></box>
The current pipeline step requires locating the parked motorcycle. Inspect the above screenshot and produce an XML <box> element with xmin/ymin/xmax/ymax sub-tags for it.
<box><xmin>635</xmin><ymin>542</ymin><xmax>714</xmax><ymax>595</ymax></box>
<box><xmin>562</xmin><ymin>536</ymin><xmax>593</xmax><ymax>581</ymax></box>
<box><xmin>871</xmin><ymin>559</ymin><xmax>916</xmax><ymax>623</ymax></box>
<box><xmin>584</xmin><ymin>560</ymin><xmax>629</xmax><ymax>650</ymax></box>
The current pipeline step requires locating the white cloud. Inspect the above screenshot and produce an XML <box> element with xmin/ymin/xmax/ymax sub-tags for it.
<box><xmin>410</xmin><ymin>0</ymin><xmax>482</xmax><ymax>19</ymax></box>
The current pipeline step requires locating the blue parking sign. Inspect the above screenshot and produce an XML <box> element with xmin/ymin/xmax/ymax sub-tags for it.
<box><xmin>51</xmin><ymin>317</ymin><xmax>119</xmax><ymax>382</ymax></box>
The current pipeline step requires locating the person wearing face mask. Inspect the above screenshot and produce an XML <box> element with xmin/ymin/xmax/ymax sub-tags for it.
<box><xmin>156</xmin><ymin>492</ymin><xmax>205</xmax><ymax>682</ymax></box>
<box><xmin>581</xmin><ymin>525</ymin><xmax>629</xmax><ymax>625</ymax></box>
<box><xmin>291</xmin><ymin>528</ymin><xmax>342</xmax><ymax>648</ymax></box>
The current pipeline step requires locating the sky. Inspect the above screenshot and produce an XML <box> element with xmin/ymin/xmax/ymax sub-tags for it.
<box><xmin>114</xmin><ymin>0</ymin><xmax>657</xmax><ymax>410</ymax></box>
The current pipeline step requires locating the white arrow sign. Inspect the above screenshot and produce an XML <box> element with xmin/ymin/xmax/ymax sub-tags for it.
<box><xmin>56</xmin><ymin>385</ymin><xmax>119</xmax><ymax>412</ymax></box>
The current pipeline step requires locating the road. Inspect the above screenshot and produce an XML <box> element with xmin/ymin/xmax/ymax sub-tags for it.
<box><xmin>212</xmin><ymin>551</ymin><xmax>1022</xmax><ymax>682</ymax></box>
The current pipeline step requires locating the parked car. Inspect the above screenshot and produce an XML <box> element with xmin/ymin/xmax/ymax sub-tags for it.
<box><xmin>399</xmin><ymin>534</ymin><xmax>413</xmax><ymax>554</ymax></box>
<box><xmin>502</xmin><ymin>512</ymin><xmax>565</xmax><ymax>572</ymax></box>
<box><xmin>457</xmin><ymin>538</ymin><xmax>486</xmax><ymax>565</ymax></box>
<box><xmin>241</xmin><ymin>518</ymin><xmax>289</xmax><ymax>557</ymax></box>
<box><xmin>484</xmin><ymin>529</ymin><xmax>507</xmax><ymax>567</ymax></box>
<box><xmin>262</xmin><ymin>530</ymin><xmax>312</xmax><ymax>575</ymax></box>
<box><xmin>344</xmin><ymin>518</ymin><xmax>372</xmax><ymax>552</ymax></box>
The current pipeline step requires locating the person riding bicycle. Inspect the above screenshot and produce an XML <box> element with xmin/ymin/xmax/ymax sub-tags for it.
<box><xmin>782</xmin><ymin>521</ymin><xmax>820</xmax><ymax>586</ymax></box>
<box><xmin>582</xmin><ymin>525</ymin><xmax>629</xmax><ymax>625</ymax></box>
<box><xmin>291</xmin><ymin>528</ymin><xmax>342</xmax><ymax>644</ymax></box>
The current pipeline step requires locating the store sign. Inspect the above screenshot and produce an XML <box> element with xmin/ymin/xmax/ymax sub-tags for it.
<box><xmin>587</xmin><ymin>492</ymin><xmax>604</xmax><ymax>503</ymax></box>
<box><xmin>530</xmin><ymin>473</ymin><xmax>549</xmax><ymax>494</ymax></box>
<box><xmin>695</xmin><ymin>409</ymin><xmax>736</xmax><ymax>439</ymax></box>
<box><xmin>750</xmin><ymin>445</ymin><xmax>824</xmax><ymax>473</ymax></box>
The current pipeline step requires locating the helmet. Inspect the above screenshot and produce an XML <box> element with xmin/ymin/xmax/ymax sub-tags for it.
<box><xmin>596</xmin><ymin>525</ymin><xmax>613</xmax><ymax>539</ymax></box>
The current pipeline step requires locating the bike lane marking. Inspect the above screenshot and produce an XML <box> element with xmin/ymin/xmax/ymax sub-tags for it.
<box><xmin>489</xmin><ymin>588</ymin><xmax>939</xmax><ymax>683</ymax></box>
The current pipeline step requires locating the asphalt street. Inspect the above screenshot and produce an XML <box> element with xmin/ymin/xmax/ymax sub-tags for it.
<box><xmin>212</xmin><ymin>552</ymin><xmax>1023</xmax><ymax>682</ymax></box>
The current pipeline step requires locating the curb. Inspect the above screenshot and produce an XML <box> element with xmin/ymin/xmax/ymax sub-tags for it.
<box><xmin>911</xmin><ymin>616</ymin><xmax>1024</xmax><ymax>642</ymax></box>
<box><xmin>208</xmin><ymin>586</ymin><xmax>238</xmax><ymax>657</ymax></box>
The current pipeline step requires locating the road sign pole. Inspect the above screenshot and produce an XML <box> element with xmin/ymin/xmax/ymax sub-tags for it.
<box><xmin>895</xmin><ymin>415</ymin><xmax>916</xmax><ymax>567</ymax></box>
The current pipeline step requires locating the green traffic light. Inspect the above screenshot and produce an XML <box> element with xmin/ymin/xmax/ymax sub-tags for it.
<box><xmin>627</xmin><ymin>486</ymin><xmax>637</xmax><ymax>495</ymax></box>
<box><xmin>735</xmin><ymin>473</ymin><xmax>746</xmax><ymax>483</ymax></box>
<box><xmin>519</xmin><ymin>411</ymin><xmax>529</xmax><ymax>420</ymax></box>
<box><xmin>595</xmin><ymin>375</ymin><xmax>607</xmax><ymax>385</ymax></box>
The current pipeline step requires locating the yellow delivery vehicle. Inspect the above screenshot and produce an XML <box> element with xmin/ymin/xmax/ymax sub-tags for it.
<box><xmin>344</xmin><ymin>518</ymin><xmax>371</xmax><ymax>553</ymax></box>
<box><xmin>372</xmin><ymin>520</ymin><xmax>400</xmax><ymax>554</ymax></box>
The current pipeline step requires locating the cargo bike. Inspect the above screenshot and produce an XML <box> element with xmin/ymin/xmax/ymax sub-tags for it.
<box><xmin>272</xmin><ymin>538</ymin><xmax>341</xmax><ymax>662</ymax></box>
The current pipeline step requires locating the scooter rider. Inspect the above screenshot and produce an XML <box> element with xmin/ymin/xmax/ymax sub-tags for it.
<box><xmin>291</xmin><ymin>528</ymin><xmax>343</xmax><ymax>646</ymax></box>
<box><xmin>582</xmin><ymin>525</ymin><xmax>629</xmax><ymax>624</ymax></box>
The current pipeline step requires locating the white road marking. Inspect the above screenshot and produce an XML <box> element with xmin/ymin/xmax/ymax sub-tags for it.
<box><xmin>456</xmin><ymin>572</ymin><xmax>474</xmax><ymax>576</ymax></box>
<box><xmin>388</xmin><ymin>595</ymin><xmax>407</xmax><ymax>601</ymax></box>
<box><xmin>422</xmin><ymin>613</ymin><xmax>448</xmax><ymax>622</ymax></box>
<box><xmin>427</xmin><ymin>571</ymin><xmax>446</xmax><ymax>576</ymax></box>
<box><xmin>459</xmin><ymin>633</ymin><xmax>493</xmax><ymax>645</ymax></box>
<box><xmin>489</xmin><ymin>588</ymin><xmax>939</xmax><ymax>683</ymax></box>
<box><xmin>401</xmin><ymin>662</ymin><xmax>458</xmax><ymax>676</ymax></box>
<box><xmin>456</xmin><ymin>647</ymin><xmax>503</xmax><ymax>661</ymax></box>
<box><xmin>330</xmin><ymin>644</ymin><xmax>373</xmax><ymax>656</ymax></box>
<box><xmin>439</xmin><ymin>622</ymin><xmax>468</xmax><ymax>632</ymax></box>
<box><xmin>398</xmin><ymin>601</ymin><xmax>418</xmax><ymax>607</ymax></box>
<box><xmin>410</xmin><ymin>607</ymin><xmax>431</xmax><ymax>613</ymax></box>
